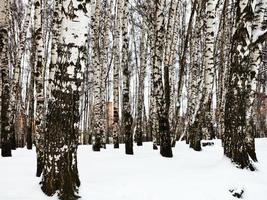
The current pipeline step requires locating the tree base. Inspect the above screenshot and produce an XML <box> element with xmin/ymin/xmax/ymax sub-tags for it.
<box><xmin>190</xmin><ymin>140</ymin><xmax>201</xmax><ymax>151</ymax></box>
<box><xmin>114</xmin><ymin>143</ymin><xmax>119</xmax><ymax>149</ymax></box>
<box><xmin>160</xmin><ymin>146</ymin><xmax>173</xmax><ymax>157</ymax></box>
<box><xmin>137</xmin><ymin>141</ymin><xmax>142</xmax><ymax>146</ymax></box>
<box><xmin>26</xmin><ymin>127</ymin><xmax>33</xmax><ymax>150</ymax></box>
<box><xmin>125</xmin><ymin>149</ymin><xmax>134</xmax><ymax>155</ymax></box>
<box><xmin>153</xmin><ymin>144</ymin><xmax>158</xmax><ymax>150</ymax></box>
<box><xmin>11</xmin><ymin>129</ymin><xmax>16</xmax><ymax>150</ymax></box>
<box><xmin>1</xmin><ymin>142</ymin><xmax>12</xmax><ymax>157</ymax></box>
<box><xmin>125</xmin><ymin>143</ymin><xmax>134</xmax><ymax>155</ymax></box>
<box><xmin>92</xmin><ymin>144</ymin><xmax>101</xmax><ymax>151</ymax></box>
<box><xmin>171</xmin><ymin>140</ymin><xmax>176</xmax><ymax>147</ymax></box>
<box><xmin>36</xmin><ymin>155</ymin><xmax>43</xmax><ymax>177</ymax></box>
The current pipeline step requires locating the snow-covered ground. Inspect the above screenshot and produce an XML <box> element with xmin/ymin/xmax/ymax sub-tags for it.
<box><xmin>0</xmin><ymin>139</ymin><xmax>267</xmax><ymax>200</ymax></box>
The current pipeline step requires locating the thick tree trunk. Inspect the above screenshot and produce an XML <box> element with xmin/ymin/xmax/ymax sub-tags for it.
<box><xmin>223</xmin><ymin>0</ymin><xmax>267</xmax><ymax>170</ymax></box>
<box><xmin>41</xmin><ymin>0</ymin><xmax>89</xmax><ymax>198</ymax></box>
<box><xmin>0</xmin><ymin>0</ymin><xmax>12</xmax><ymax>157</ymax></box>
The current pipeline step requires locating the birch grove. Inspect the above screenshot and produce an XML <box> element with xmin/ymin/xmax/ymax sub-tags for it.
<box><xmin>0</xmin><ymin>0</ymin><xmax>267</xmax><ymax>199</ymax></box>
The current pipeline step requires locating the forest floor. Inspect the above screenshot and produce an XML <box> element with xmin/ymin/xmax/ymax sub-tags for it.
<box><xmin>0</xmin><ymin>139</ymin><xmax>267</xmax><ymax>200</ymax></box>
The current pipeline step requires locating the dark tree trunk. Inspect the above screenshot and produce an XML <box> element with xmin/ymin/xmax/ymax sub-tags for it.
<box><xmin>41</xmin><ymin>97</ymin><xmax>81</xmax><ymax>199</ymax></box>
<box><xmin>26</xmin><ymin>124</ymin><xmax>33</xmax><ymax>150</ymax></box>
<box><xmin>121</xmin><ymin>0</ymin><xmax>133</xmax><ymax>155</ymax></box>
<box><xmin>223</xmin><ymin>0</ymin><xmax>262</xmax><ymax>170</ymax></box>
<box><xmin>124</xmin><ymin>112</ymin><xmax>133</xmax><ymax>155</ymax></box>
<box><xmin>151</xmin><ymin>0</ymin><xmax>173</xmax><ymax>157</ymax></box>
<box><xmin>0</xmin><ymin>27</ymin><xmax>12</xmax><ymax>157</ymax></box>
<box><xmin>159</xmin><ymin>116</ymin><xmax>173</xmax><ymax>157</ymax></box>
<box><xmin>36</xmin><ymin>155</ymin><xmax>43</xmax><ymax>177</ymax></box>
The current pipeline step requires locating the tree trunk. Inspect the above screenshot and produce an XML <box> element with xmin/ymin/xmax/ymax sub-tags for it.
<box><xmin>152</xmin><ymin>0</ymin><xmax>172</xmax><ymax>157</ymax></box>
<box><xmin>41</xmin><ymin>0</ymin><xmax>89</xmax><ymax>198</ymax></box>
<box><xmin>135</xmin><ymin>24</ymin><xmax>146</xmax><ymax>146</ymax></box>
<box><xmin>34</xmin><ymin>0</ymin><xmax>45</xmax><ymax>178</ymax></box>
<box><xmin>223</xmin><ymin>0</ymin><xmax>267</xmax><ymax>170</ymax></box>
<box><xmin>0</xmin><ymin>0</ymin><xmax>12</xmax><ymax>157</ymax></box>
<box><xmin>113</xmin><ymin>0</ymin><xmax>123</xmax><ymax>149</ymax></box>
<box><xmin>92</xmin><ymin>0</ymin><xmax>104</xmax><ymax>151</ymax></box>
<box><xmin>122</xmin><ymin>0</ymin><xmax>133</xmax><ymax>155</ymax></box>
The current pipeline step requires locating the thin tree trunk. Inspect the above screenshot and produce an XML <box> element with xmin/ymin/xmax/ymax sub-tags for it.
<box><xmin>113</xmin><ymin>0</ymin><xmax>123</xmax><ymax>149</ymax></box>
<box><xmin>34</xmin><ymin>0</ymin><xmax>45</xmax><ymax>178</ymax></box>
<box><xmin>92</xmin><ymin>0</ymin><xmax>104</xmax><ymax>151</ymax></box>
<box><xmin>135</xmin><ymin>24</ymin><xmax>146</xmax><ymax>146</ymax></box>
<box><xmin>122</xmin><ymin>0</ymin><xmax>133</xmax><ymax>155</ymax></box>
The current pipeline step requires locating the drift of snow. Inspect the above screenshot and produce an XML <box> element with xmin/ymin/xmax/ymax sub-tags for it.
<box><xmin>0</xmin><ymin>139</ymin><xmax>267</xmax><ymax>200</ymax></box>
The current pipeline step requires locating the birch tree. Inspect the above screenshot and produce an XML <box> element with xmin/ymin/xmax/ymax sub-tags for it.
<box><xmin>215</xmin><ymin>0</ymin><xmax>234</xmax><ymax>141</ymax></box>
<box><xmin>135</xmin><ymin>23</ymin><xmax>146</xmax><ymax>146</ymax></box>
<box><xmin>0</xmin><ymin>0</ymin><xmax>12</xmax><ymax>157</ymax></box>
<box><xmin>163</xmin><ymin>0</ymin><xmax>179</xmax><ymax>147</ymax></box>
<box><xmin>121</xmin><ymin>0</ymin><xmax>133</xmax><ymax>155</ymax></box>
<box><xmin>223</xmin><ymin>0</ymin><xmax>267</xmax><ymax>170</ymax></box>
<box><xmin>188</xmin><ymin>0</ymin><xmax>216</xmax><ymax>151</ymax></box>
<box><xmin>151</xmin><ymin>0</ymin><xmax>173</xmax><ymax>157</ymax></box>
<box><xmin>113</xmin><ymin>0</ymin><xmax>123</xmax><ymax>148</ymax></box>
<box><xmin>34</xmin><ymin>0</ymin><xmax>45</xmax><ymax>177</ymax></box>
<box><xmin>92</xmin><ymin>0</ymin><xmax>104</xmax><ymax>151</ymax></box>
<box><xmin>41</xmin><ymin>0</ymin><xmax>89</xmax><ymax>198</ymax></box>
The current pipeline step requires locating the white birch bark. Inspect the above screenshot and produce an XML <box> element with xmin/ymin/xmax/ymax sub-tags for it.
<box><xmin>41</xmin><ymin>0</ymin><xmax>89</xmax><ymax>198</ymax></box>
<box><xmin>34</xmin><ymin>0</ymin><xmax>45</xmax><ymax>177</ymax></box>
<box><xmin>201</xmin><ymin>0</ymin><xmax>216</xmax><ymax>140</ymax></box>
<box><xmin>113</xmin><ymin>0</ymin><xmax>123</xmax><ymax>148</ymax></box>
<box><xmin>224</xmin><ymin>0</ymin><xmax>267</xmax><ymax>170</ymax></box>
<box><xmin>92</xmin><ymin>0</ymin><xmax>104</xmax><ymax>151</ymax></box>
<box><xmin>152</xmin><ymin>0</ymin><xmax>173</xmax><ymax>157</ymax></box>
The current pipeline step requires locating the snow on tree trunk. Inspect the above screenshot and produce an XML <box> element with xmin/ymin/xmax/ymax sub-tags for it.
<box><xmin>41</xmin><ymin>0</ymin><xmax>89</xmax><ymax>198</ymax></box>
<box><xmin>0</xmin><ymin>0</ymin><xmax>12</xmax><ymax>157</ymax></box>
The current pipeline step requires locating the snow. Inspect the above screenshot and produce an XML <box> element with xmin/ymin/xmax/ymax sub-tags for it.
<box><xmin>1</xmin><ymin>139</ymin><xmax>267</xmax><ymax>200</ymax></box>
